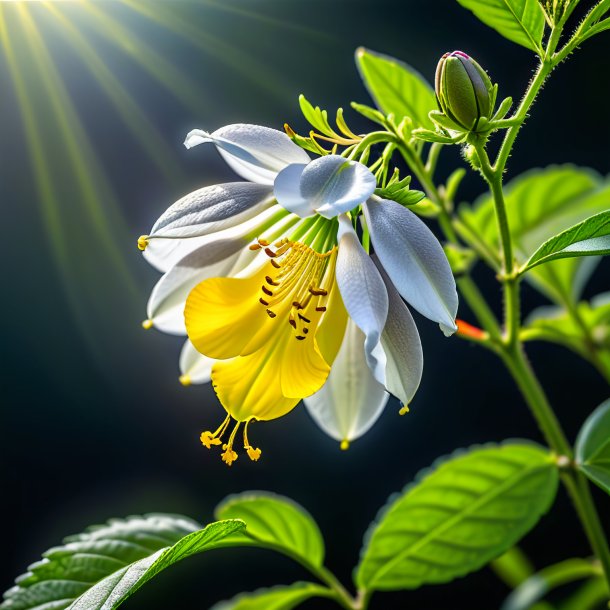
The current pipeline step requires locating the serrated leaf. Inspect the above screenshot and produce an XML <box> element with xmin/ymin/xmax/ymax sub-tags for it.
<box><xmin>522</xmin><ymin>211</ymin><xmax>610</xmax><ymax>272</ymax></box>
<box><xmin>356</xmin><ymin>443</ymin><xmax>558</xmax><ymax>591</ymax></box>
<box><xmin>2</xmin><ymin>515</ymin><xmax>244</xmax><ymax>610</ymax></box>
<box><xmin>355</xmin><ymin>48</ymin><xmax>436</xmax><ymax>129</ymax></box>
<box><xmin>576</xmin><ymin>399</ymin><xmax>610</xmax><ymax>494</ymax></box>
<box><xmin>459</xmin><ymin>166</ymin><xmax>610</xmax><ymax>305</ymax></box>
<box><xmin>210</xmin><ymin>582</ymin><xmax>332</xmax><ymax>610</ymax></box>
<box><xmin>214</xmin><ymin>492</ymin><xmax>325</xmax><ymax>568</ymax></box>
<box><xmin>456</xmin><ymin>0</ymin><xmax>546</xmax><ymax>53</ymax></box>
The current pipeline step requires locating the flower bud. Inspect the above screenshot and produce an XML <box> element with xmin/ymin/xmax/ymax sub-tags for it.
<box><xmin>435</xmin><ymin>51</ymin><xmax>494</xmax><ymax>131</ymax></box>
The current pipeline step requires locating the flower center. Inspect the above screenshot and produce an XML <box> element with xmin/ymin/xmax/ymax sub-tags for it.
<box><xmin>249</xmin><ymin>237</ymin><xmax>335</xmax><ymax>341</ymax></box>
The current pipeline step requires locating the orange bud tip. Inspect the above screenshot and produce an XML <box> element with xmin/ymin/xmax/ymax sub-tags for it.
<box><xmin>456</xmin><ymin>319</ymin><xmax>487</xmax><ymax>340</ymax></box>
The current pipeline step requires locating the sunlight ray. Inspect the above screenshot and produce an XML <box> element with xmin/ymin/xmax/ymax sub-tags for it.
<box><xmin>16</xmin><ymin>6</ymin><xmax>138</xmax><ymax>299</ymax></box>
<box><xmin>42</xmin><ymin>2</ymin><xmax>188</xmax><ymax>187</ymax></box>
<box><xmin>120</xmin><ymin>0</ymin><xmax>293</xmax><ymax>103</ymax></box>
<box><xmin>78</xmin><ymin>1</ymin><xmax>211</xmax><ymax>118</ymax></box>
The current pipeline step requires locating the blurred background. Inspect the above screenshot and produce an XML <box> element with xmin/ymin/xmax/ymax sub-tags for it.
<box><xmin>1</xmin><ymin>1</ymin><xmax>609</xmax><ymax>608</ymax></box>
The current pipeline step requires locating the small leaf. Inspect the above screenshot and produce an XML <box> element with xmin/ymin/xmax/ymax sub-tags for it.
<box><xmin>522</xmin><ymin>210</ymin><xmax>610</xmax><ymax>272</ymax></box>
<box><xmin>456</xmin><ymin>0</ymin><xmax>546</xmax><ymax>53</ymax></box>
<box><xmin>214</xmin><ymin>492</ymin><xmax>325</xmax><ymax>568</ymax></box>
<box><xmin>458</xmin><ymin>166</ymin><xmax>610</xmax><ymax>305</ymax></box>
<box><xmin>355</xmin><ymin>48</ymin><xmax>437</xmax><ymax>129</ymax></box>
<box><xmin>210</xmin><ymin>582</ymin><xmax>332</xmax><ymax>610</ymax></box>
<box><xmin>575</xmin><ymin>398</ymin><xmax>610</xmax><ymax>494</ymax></box>
<box><xmin>1</xmin><ymin>515</ymin><xmax>244</xmax><ymax>610</ymax></box>
<box><xmin>356</xmin><ymin>443</ymin><xmax>558</xmax><ymax>591</ymax></box>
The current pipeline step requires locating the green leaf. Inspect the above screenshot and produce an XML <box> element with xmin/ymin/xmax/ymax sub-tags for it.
<box><xmin>2</xmin><ymin>515</ymin><xmax>244</xmax><ymax>610</ymax></box>
<box><xmin>356</xmin><ymin>443</ymin><xmax>558</xmax><ymax>591</ymax></box>
<box><xmin>210</xmin><ymin>582</ymin><xmax>332</xmax><ymax>610</ymax></box>
<box><xmin>522</xmin><ymin>211</ymin><xmax>610</xmax><ymax>272</ymax></box>
<box><xmin>214</xmin><ymin>492</ymin><xmax>325</xmax><ymax>568</ymax></box>
<box><xmin>456</xmin><ymin>0</ymin><xmax>546</xmax><ymax>53</ymax></box>
<box><xmin>501</xmin><ymin>558</ymin><xmax>601</xmax><ymax>610</ymax></box>
<box><xmin>575</xmin><ymin>398</ymin><xmax>610</xmax><ymax>494</ymax></box>
<box><xmin>459</xmin><ymin>166</ymin><xmax>610</xmax><ymax>305</ymax></box>
<box><xmin>355</xmin><ymin>47</ymin><xmax>437</xmax><ymax>129</ymax></box>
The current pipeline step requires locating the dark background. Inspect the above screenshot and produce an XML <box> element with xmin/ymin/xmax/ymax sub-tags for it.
<box><xmin>1</xmin><ymin>1</ymin><xmax>609</xmax><ymax>608</ymax></box>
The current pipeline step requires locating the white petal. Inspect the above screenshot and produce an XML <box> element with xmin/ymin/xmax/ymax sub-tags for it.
<box><xmin>147</xmin><ymin>246</ymin><xmax>259</xmax><ymax>335</ymax></box>
<box><xmin>363</xmin><ymin>197</ymin><xmax>458</xmax><ymax>335</ymax></box>
<box><xmin>144</xmin><ymin>182</ymin><xmax>278</xmax><ymax>272</ymax></box>
<box><xmin>274</xmin><ymin>155</ymin><xmax>376</xmax><ymax>219</ymax></box>
<box><xmin>375</xmin><ymin>258</ymin><xmax>423</xmax><ymax>407</ymax></box>
<box><xmin>304</xmin><ymin>318</ymin><xmax>389</xmax><ymax>444</ymax></box>
<box><xmin>336</xmin><ymin>215</ymin><xmax>388</xmax><ymax>382</ymax></box>
<box><xmin>184</xmin><ymin>124</ymin><xmax>310</xmax><ymax>185</ymax></box>
<box><xmin>179</xmin><ymin>339</ymin><xmax>214</xmax><ymax>385</ymax></box>
<box><xmin>272</xmin><ymin>163</ymin><xmax>315</xmax><ymax>217</ymax></box>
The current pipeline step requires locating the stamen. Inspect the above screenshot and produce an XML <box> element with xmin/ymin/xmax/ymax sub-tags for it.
<box><xmin>262</xmin><ymin>286</ymin><xmax>273</xmax><ymax>296</ymax></box>
<box><xmin>221</xmin><ymin>421</ymin><xmax>241</xmax><ymax>466</ymax></box>
<box><xmin>243</xmin><ymin>419</ymin><xmax>262</xmax><ymax>462</ymax></box>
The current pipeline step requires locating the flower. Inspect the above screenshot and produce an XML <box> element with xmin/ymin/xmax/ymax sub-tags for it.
<box><xmin>139</xmin><ymin>123</ymin><xmax>458</xmax><ymax>465</ymax></box>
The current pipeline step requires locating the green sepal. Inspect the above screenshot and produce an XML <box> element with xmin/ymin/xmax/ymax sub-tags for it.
<box><xmin>350</xmin><ymin>101</ymin><xmax>389</xmax><ymax>127</ymax></box>
<box><xmin>412</xmin><ymin>128</ymin><xmax>465</xmax><ymax>144</ymax></box>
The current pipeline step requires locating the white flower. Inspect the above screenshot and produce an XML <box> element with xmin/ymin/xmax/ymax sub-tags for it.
<box><xmin>139</xmin><ymin>123</ymin><xmax>458</xmax><ymax>464</ymax></box>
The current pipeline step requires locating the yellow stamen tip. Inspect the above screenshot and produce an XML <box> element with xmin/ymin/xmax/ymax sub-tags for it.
<box><xmin>399</xmin><ymin>404</ymin><xmax>410</xmax><ymax>416</ymax></box>
<box><xmin>200</xmin><ymin>431</ymin><xmax>221</xmax><ymax>449</ymax></box>
<box><xmin>221</xmin><ymin>448</ymin><xmax>238</xmax><ymax>466</ymax></box>
<box><xmin>340</xmin><ymin>440</ymin><xmax>350</xmax><ymax>451</ymax></box>
<box><xmin>142</xmin><ymin>319</ymin><xmax>154</xmax><ymax>330</ymax></box>
<box><xmin>137</xmin><ymin>235</ymin><xmax>149</xmax><ymax>251</ymax></box>
<box><xmin>179</xmin><ymin>374</ymin><xmax>191</xmax><ymax>386</ymax></box>
<box><xmin>246</xmin><ymin>446</ymin><xmax>262</xmax><ymax>461</ymax></box>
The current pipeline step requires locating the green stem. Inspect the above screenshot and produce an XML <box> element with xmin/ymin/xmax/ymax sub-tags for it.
<box><xmin>500</xmin><ymin>345</ymin><xmax>610</xmax><ymax>589</ymax></box>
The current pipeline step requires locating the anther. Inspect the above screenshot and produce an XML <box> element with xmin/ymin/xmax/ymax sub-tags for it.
<box><xmin>303</xmin><ymin>328</ymin><xmax>309</xmax><ymax>334</ymax></box>
<box><xmin>271</xmin><ymin>259</ymin><xmax>281</xmax><ymax>268</ymax></box>
<box><xmin>289</xmin><ymin>319</ymin><xmax>297</xmax><ymax>328</ymax></box>
<box><xmin>264</xmin><ymin>248</ymin><xmax>277</xmax><ymax>258</ymax></box>
<box><xmin>298</xmin><ymin>313</ymin><xmax>311</xmax><ymax>323</ymax></box>
<box><xmin>316</xmin><ymin>306</ymin><xmax>327</xmax><ymax>312</ymax></box>
<box><xmin>292</xmin><ymin>301</ymin><xmax>303</xmax><ymax>309</ymax></box>
<box><xmin>249</xmin><ymin>244</ymin><xmax>262</xmax><ymax>251</ymax></box>
<box><xmin>262</xmin><ymin>286</ymin><xmax>273</xmax><ymax>296</ymax></box>
<box><xmin>259</xmin><ymin>298</ymin><xmax>269</xmax><ymax>306</ymax></box>
<box><xmin>265</xmin><ymin>276</ymin><xmax>279</xmax><ymax>286</ymax></box>
<box><xmin>266</xmin><ymin>309</ymin><xmax>277</xmax><ymax>318</ymax></box>
<box><xmin>296</xmin><ymin>336</ymin><xmax>306</xmax><ymax>340</ymax></box>
<box><xmin>258</xmin><ymin>239</ymin><xmax>270</xmax><ymax>246</ymax></box>
<box><xmin>309</xmin><ymin>287</ymin><xmax>328</xmax><ymax>296</ymax></box>
<box><xmin>137</xmin><ymin>235</ymin><xmax>149</xmax><ymax>251</ymax></box>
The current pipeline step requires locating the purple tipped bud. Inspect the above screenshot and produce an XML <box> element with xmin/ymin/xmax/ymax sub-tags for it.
<box><xmin>435</xmin><ymin>51</ymin><xmax>494</xmax><ymax>131</ymax></box>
